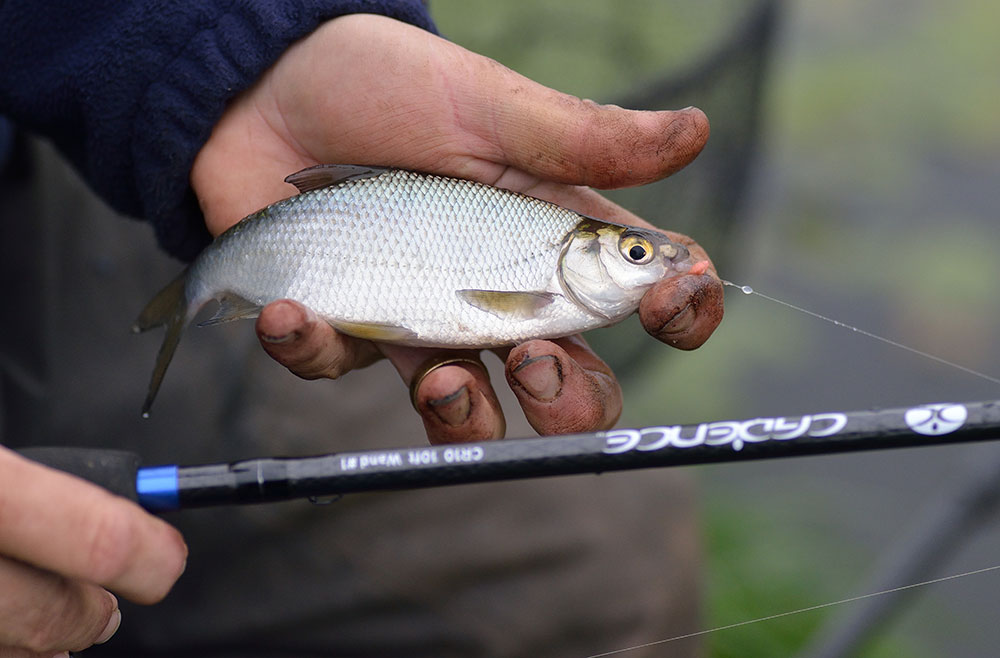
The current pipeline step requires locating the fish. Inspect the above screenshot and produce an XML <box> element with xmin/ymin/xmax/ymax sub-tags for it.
<box><xmin>134</xmin><ymin>164</ymin><xmax>694</xmax><ymax>415</ymax></box>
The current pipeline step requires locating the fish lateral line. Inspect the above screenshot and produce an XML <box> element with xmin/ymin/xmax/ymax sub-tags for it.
<box><xmin>720</xmin><ymin>279</ymin><xmax>1000</xmax><ymax>387</ymax></box>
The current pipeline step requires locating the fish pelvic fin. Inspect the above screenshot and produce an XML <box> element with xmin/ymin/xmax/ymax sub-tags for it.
<box><xmin>284</xmin><ymin>164</ymin><xmax>389</xmax><ymax>194</ymax></box>
<box><xmin>132</xmin><ymin>271</ymin><xmax>190</xmax><ymax>418</ymax></box>
<box><xmin>328</xmin><ymin>319</ymin><xmax>419</xmax><ymax>343</ymax></box>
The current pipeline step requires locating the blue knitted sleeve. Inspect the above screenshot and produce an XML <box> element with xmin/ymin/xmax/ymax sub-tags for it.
<box><xmin>0</xmin><ymin>1</ymin><xmax>437</xmax><ymax>260</ymax></box>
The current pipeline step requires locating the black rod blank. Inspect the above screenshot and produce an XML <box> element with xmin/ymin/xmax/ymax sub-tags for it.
<box><xmin>16</xmin><ymin>399</ymin><xmax>1000</xmax><ymax>511</ymax></box>
<box><xmin>159</xmin><ymin>398</ymin><xmax>1000</xmax><ymax>510</ymax></box>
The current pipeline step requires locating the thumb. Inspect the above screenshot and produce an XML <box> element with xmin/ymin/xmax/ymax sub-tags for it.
<box><xmin>451</xmin><ymin>61</ymin><xmax>710</xmax><ymax>188</ymax></box>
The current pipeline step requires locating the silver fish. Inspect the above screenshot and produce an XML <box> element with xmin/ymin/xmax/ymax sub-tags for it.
<box><xmin>135</xmin><ymin>165</ymin><xmax>693</xmax><ymax>414</ymax></box>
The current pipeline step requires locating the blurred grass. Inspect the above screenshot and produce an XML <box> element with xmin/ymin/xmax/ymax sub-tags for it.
<box><xmin>434</xmin><ymin>1</ymin><xmax>995</xmax><ymax>656</ymax></box>
<box><xmin>703</xmin><ymin>494</ymin><xmax>934</xmax><ymax>658</ymax></box>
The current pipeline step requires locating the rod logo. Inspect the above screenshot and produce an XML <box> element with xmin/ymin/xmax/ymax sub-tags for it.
<box><xmin>904</xmin><ymin>403</ymin><xmax>968</xmax><ymax>436</ymax></box>
<box><xmin>604</xmin><ymin>413</ymin><xmax>848</xmax><ymax>454</ymax></box>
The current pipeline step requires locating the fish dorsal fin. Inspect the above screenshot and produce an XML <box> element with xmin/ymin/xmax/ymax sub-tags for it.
<box><xmin>198</xmin><ymin>293</ymin><xmax>262</xmax><ymax>327</ymax></box>
<box><xmin>456</xmin><ymin>289</ymin><xmax>555</xmax><ymax>320</ymax></box>
<box><xmin>328</xmin><ymin>319</ymin><xmax>419</xmax><ymax>343</ymax></box>
<box><xmin>284</xmin><ymin>165</ymin><xmax>390</xmax><ymax>194</ymax></box>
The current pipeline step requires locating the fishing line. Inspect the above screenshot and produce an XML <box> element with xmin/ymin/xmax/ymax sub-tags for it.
<box><xmin>721</xmin><ymin>280</ymin><xmax>1000</xmax><ymax>387</ymax></box>
<box><xmin>584</xmin><ymin>563</ymin><xmax>1000</xmax><ymax>657</ymax></box>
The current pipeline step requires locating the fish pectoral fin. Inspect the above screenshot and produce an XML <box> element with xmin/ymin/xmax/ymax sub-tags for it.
<box><xmin>284</xmin><ymin>165</ymin><xmax>390</xmax><ymax>194</ymax></box>
<box><xmin>198</xmin><ymin>294</ymin><xmax>263</xmax><ymax>327</ymax></box>
<box><xmin>456</xmin><ymin>289</ymin><xmax>555</xmax><ymax>320</ymax></box>
<box><xmin>328</xmin><ymin>319</ymin><xmax>419</xmax><ymax>343</ymax></box>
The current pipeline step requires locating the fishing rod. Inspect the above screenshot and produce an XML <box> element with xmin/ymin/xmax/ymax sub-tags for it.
<box><xmin>16</xmin><ymin>398</ymin><xmax>1000</xmax><ymax>512</ymax></box>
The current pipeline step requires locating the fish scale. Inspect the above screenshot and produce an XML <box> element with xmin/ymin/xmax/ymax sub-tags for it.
<box><xmin>134</xmin><ymin>165</ymin><xmax>693</xmax><ymax>414</ymax></box>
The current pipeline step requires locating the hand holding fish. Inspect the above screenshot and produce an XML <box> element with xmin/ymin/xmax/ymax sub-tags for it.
<box><xmin>183</xmin><ymin>14</ymin><xmax>721</xmax><ymax>444</ymax></box>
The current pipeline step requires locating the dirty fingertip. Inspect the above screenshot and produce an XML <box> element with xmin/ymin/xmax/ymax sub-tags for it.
<box><xmin>506</xmin><ymin>340</ymin><xmax>620</xmax><ymax>435</ymax></box>
<box><xmin>415</xmin><ymin>365</ymin><xmax>505</xmax><ymax>444</ymax></box>
<box><xmin>640</xmin><ymin>274</ymin><xmax>724</xmax><ymax>350</ymax></box>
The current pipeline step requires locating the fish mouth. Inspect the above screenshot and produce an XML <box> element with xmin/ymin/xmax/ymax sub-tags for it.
<box><xmin>659</xmin><ymin>240</ymin><xmax>691</xmax><ymax>269</ymax></box>
<box><xmin>671</xmin><ymin>243</ymin><xmax>691</xmax><ymax>264</ymax></box>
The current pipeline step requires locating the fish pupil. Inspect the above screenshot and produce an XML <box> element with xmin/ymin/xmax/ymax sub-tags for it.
<box><xmin>629</xmin><ymin>245</ymin><xmax>647</xmax><ymax>261</ymax></box>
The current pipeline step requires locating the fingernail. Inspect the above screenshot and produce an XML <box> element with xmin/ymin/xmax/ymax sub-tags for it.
<box><xmin>51</xmin><ymin>653</ymin><xmax>71</xmax><ymax>658</ymax></box>
<box><xmin>95</xmin><ymin>608</ymin><xmax>122</xmax><ymax>644</ymax></box>
<box><xmin>511</xmin><ymin>355</ymin><xmax>563</xmax><ymax>402</ymax></box>
<box><xmin>428</xmin><ymin>386</ymin><xmax>471</xmax><ymax>426</ymax></box>
<box><xmin>96</xmin><ymin>592</ymin><xmax>121</xmax><ymax>644</ymax></box>
<box><xmin>260</xmin><ymin>331</ymin><xmax>297</xmax><ymax>344</ymax></box>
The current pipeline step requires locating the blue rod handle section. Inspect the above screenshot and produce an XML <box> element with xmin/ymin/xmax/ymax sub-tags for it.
<box><xmin>136</xmin><ymin>465</ymin><xmax>180</xmax><ymax>511</ymax></box>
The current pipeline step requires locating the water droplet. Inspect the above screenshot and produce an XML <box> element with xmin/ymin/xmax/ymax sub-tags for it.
<box><xmin>740</xmin><ymin>285</ymin><xmax>753</xmax><ymax>295</ymax></box>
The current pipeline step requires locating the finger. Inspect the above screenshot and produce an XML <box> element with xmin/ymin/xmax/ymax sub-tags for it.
<box><xmin>355</xmin><ymin>16</ymin><xmax>709</xmax><ymax>189</ymax></box>
<box><xmin>0</xmin><ymin>448</ymin><xmax>187</xmax><ymax>604</ymax></box>
<box><xmin>256</xmin><ymin>300</ymin><xmax>381</xmax><ymax>380</ymax></box>
<box><xmin>278</xmin><ymin>16</ymin><xmax>706</xmax><ymax>191</ymax></box>
<box><xmin>192</xmin><ymin>15</ymin><xmax>710</xmax><ymax>233</ymax></box>
<box><xmin>504</xmin><ymin>336</ymin><xmax>622</xmax><ymax>435</ymax></box>
<box><xmin>484</xmin><ymin>102</ymin><xmax>708</xmax><ymax>190</ymax></box>
<box><xmin>380</xmin><ymin>345</ymin><xmax>506</xmax><ymax>444</ymax></box>
<box><xmin>0</xmin><ymin>556</ymin><xmax>120</xmax><ymax>654</ymax></box>
<box><xmin>639</xmin><ymin>273</ymin><xmax>725</xmax><ymax>350</ymax></box>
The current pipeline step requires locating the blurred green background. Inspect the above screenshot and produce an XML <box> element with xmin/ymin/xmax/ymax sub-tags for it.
<box><xmin>435</xmin><ymin>1</ymin><xmax>1000</xmax><ymax>656</ymax></box>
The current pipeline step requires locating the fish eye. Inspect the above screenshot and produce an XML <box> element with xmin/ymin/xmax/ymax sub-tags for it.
<box><xmin>619</xmin><ymin>233</ymin><xmax>655</xmax><ymax>265</ymax></box>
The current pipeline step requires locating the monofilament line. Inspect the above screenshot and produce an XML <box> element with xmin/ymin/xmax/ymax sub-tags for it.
<box><xmin>721</xmin><ymin>280</ymin><xmax>1000</xmax><ymax>387</ymax></box>
<box><xmin>584</xmin><ymin>563</ymin><xmax>1000</xmax><ymax>657</ymax></box>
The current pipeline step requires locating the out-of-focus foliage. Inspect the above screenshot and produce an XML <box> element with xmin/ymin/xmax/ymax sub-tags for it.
<box><xmin>435</xmin><ymin>0</ymin><xmax>735</xmax><ymax>100</ymax></box>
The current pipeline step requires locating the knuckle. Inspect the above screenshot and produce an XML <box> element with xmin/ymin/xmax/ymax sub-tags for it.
<box><xmin>278</xmin><ymin>331</ymin><xmax>360</xmax><ymax>381</ymax></box>
<box><xmin>80</xmin><ymin>504</ymin><xmax>141</xmax><ymax>585</ymax></box>
<box><xmin>293</xmin><ymin>350</ymin><xmax>347</xmax><ymax>380</ymax></box>
<box><xmin>573</xmin><ymin>110</ymin><xmax>626</xmax><ymax>186</ymax></box>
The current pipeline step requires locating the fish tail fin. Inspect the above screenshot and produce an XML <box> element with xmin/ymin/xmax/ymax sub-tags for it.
<box><xmin>133</xmin><ymin>270</ymin><xmax>190</xmax><ymax>417</ymax></box>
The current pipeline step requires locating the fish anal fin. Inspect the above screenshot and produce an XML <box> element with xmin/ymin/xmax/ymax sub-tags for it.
<box><xmin>284</xmin><ymin>165</ymin><xmax>389</xmax><ymax>194</ymax></box>
<box><xmin>328</xmin><ymin>319</ymin><xmax>418</xmax><ymax>343</ymax></box>
<box><xmin>198</xmin><ymin>294</ymin><xmax>262</xmax><ymax>327</ymax></box>
<box><xmin>457</xmin><ymin>289</ymin><xmax>555</xmax><ymax>320</ymax></box>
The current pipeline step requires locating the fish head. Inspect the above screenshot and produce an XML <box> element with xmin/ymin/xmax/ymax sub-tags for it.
<box><xmin>558</xmin><ymin>220</ymin><xmax>692</xmax><ymax>321</ymax></box>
